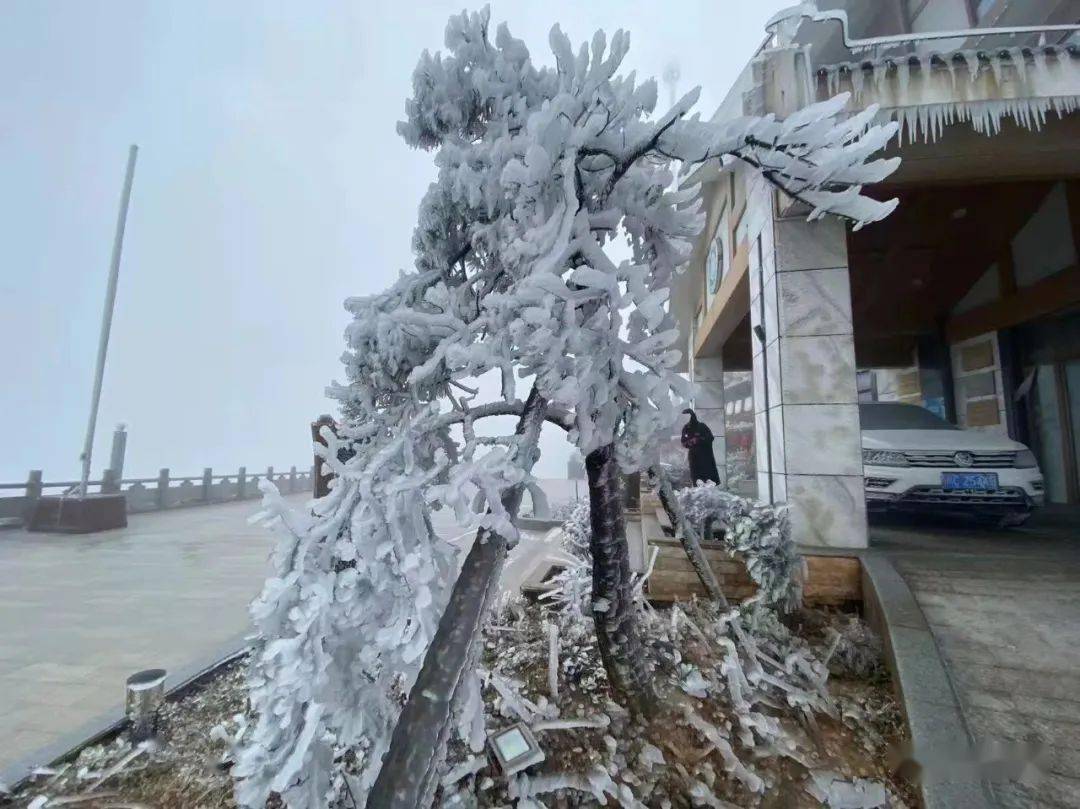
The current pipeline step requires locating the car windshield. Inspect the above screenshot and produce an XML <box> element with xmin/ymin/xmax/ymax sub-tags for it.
<box><xmin>859</xmin><ymin>403</ymin><xmax>958</xmax><ymax>431</ymax></box>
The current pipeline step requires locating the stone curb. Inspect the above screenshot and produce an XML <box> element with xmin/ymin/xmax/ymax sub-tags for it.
<box><xmin>0</xmin><ymin>632</ymin><xmax>251</xmax><ymax>794</ymax></box>
<box><xmin>861</xmin><ymin>551</ymin><xmax>997</xmax><ymax>809</ymax></box>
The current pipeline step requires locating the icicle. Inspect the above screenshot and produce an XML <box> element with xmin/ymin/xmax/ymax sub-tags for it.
<box><xmin>1009</xmin><ymin>47</ymin><xmax>1028</xmax><ymax>85</ymax></box>
<box><xmin>899</xmin><ymin>106</ymin><xmax>915</xmax><ymax>144</ymax></box>
<box><xmin>896</xmin><ymin>59</ymin><xmax>910</xmax><ymax>98</ymax></box>
<box><xmin>850</xmin><ymin>65</ymin><xmax>865</xmax><ymax>100</ymax></box>
<box><xmin>889</xmin><ymin>93</ymin><xmax>1080</xmax><ymax>145</ymax></box>
<box><xmin>961</xmin><ymin>50</ymin><xmax>980</xmax><ymax>83</ymax></box>
<box><xmin>441</xmin><ymin>756</ymin><xmax>487</xmax><ymax>788</ymax></box>
<box><xmin>1032</xmin><ymin>47</ymin><xmax>1049</xmax><ymax>79</ymax></box>
<box><xmin>990</xmin><ymin>52</ymin><xmax>1005</xmax><ymax>88</ymax></box>
<box><xmin>684</xmin><ymin>708</ymin><xmax>764</xmax><ymax>794</ymax></box>
<box><xmin>826</xmin><ymin>65</ymin><xmax>840</xmax><ymax>98</ymax></box>
<box><xmin>531</xmin><ymin>715</ymin><xmax>610</xmax><ymax>732</ymax></box>
<box><xmin>944</xmin><ymin>53</ymin><xmax>957</xmax><ymax>87</ymax></box>
<box><xmin>456</xmin><ymin>671</ymin><xmax>488</xmax><ymax>753</ymax></box>
<box><xmin>873</xmin><ymin>61</ymin><xmax>888</xmax><ymax>93</ymax></box>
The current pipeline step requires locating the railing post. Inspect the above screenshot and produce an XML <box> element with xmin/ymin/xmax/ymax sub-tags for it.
<box><xmin>237</xmin><ymin>466</ymin><xmax>247</xmax><ymax>500</ymax></box>
<box><xmin>27</xmin><ymin>469</ymin><xmax>43</xmax><ymax>501</ymax></box>
<box><xmin>289</xmin><ymin>465</ymin><xmax>297</xmax><ymax>493</ymax></box>
<box><xmin>25</xmin><ymin>470</ymin><xmax>43</xmax><ymax>521</ymax></box>
<box><xmin>202</xmin><ymin>467</ymin><xmax>213</xmax><ymax>501</ymax></box>
<box><xmin>156</xmin><ymin>468</ymin><xmax>170</xmax><ymax>510</ymax></box>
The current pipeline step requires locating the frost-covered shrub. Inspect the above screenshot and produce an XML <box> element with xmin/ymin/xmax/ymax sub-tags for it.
<box><xmin>824</xmin><ymin>615</ymin><xmax>884</xmax><ymax>680</ymax></box>
<box><xmin>541</xmin><ymin>499</ymin><xmax>601</xmax><ymax>618</ymax></box>
<box><xmin>677</xmin><ymin>483</ymin><xmax>803</xmax><ymax>611</ymax></box>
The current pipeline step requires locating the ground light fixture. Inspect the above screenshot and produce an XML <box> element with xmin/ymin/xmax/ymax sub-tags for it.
<box><xmin>125</xmin><ymin>668</ymin><xmax>167</xmax><ymax>743</ymax></box>
<box><xmin>488</xmin><ymin>722</ymin><xmax>546</xmax><ymax>776</ymax></box>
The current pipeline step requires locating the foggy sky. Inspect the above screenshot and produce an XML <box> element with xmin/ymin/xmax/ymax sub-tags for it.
<box><xmin>1</xmin><ymin>1</ymin><xmax>791</xmax><ymax>484</ymax></box>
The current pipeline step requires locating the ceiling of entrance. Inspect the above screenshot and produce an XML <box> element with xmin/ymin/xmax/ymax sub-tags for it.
<box><xmin>848</xmin><ymin>180</ymin><xmax>1068</xmax><ymax>366</ymax></box>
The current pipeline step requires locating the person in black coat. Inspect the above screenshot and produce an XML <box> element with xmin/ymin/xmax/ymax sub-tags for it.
<box><xmin>681</xmin><ymin>408</ymin><xmax>720</xmax><ymax>485</ymax></box>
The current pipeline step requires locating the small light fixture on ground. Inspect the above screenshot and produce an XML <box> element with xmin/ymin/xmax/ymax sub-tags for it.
<box><xmin>125</xmin><ymin>668</ymin><xmax>167</xmax><ymax>743</ymax></box>
<box><xmin>488</xmin><ymin>722</ymin><xmax>545</xmax><ymax>776</ymax></box>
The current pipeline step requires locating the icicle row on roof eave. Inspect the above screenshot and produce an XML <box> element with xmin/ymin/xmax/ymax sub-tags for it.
<box><xmin>816</xmin><ymin>43</ymin><xmax>1080</xmax><ymax>144</ymax></box>
<box><xmin>885</xmin><ymin>95</ymin><xmax>1080</xmax><ymax>144</ymax></box>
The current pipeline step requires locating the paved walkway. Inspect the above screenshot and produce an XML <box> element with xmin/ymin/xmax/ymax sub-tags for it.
<box><xmin>873</xmin><ymin>515</ymin><xmax>1080</xmax><ymax>808</ymax></box>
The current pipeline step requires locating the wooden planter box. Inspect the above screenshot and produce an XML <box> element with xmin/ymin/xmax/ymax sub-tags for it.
<box><xmin>644</xmin><ymin>536</ymin><xmax>862</xmax><ymax>607</ymax></box>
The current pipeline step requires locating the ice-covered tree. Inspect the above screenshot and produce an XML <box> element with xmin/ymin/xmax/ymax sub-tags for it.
<box><xmin>234</xmin><ymin>7</ymin><xmax>899</xmax><ymax>808</ymax></box>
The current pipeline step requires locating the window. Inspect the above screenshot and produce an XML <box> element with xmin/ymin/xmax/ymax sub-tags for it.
<box><xmin>859</xmin><ymin>403</ymin><xmax>958</xmax><ymax>431</ymax></box>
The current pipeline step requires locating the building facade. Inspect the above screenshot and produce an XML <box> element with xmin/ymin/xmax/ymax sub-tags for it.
<box><xmin>673</xmin><ymin>0</ymin><xmax>1080</xmax><ymax>547</ymax></box>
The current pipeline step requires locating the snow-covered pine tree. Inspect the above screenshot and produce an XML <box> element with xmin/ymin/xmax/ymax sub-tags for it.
<box><xmin>235</xmin><ymin>7</ymin><xmax>899</xmax><ymax>808</ymax></box>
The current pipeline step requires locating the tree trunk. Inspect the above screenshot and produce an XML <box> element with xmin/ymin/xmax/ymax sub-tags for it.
<box><xmin>585</xmin><ymin>443</ymin><xmax>656</xmax><ymax>716</ymax></box>
<box><xmin>367</xmin><ymin>387</ymin><xmax>548</xmax><ymax>809</ymax></box>
<box><xmin>651</xmin><ymin>467</ymin><xmax>728</xmax><ymax>607</ymax></box>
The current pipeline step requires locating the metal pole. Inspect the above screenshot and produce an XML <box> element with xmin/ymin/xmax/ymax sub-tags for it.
<box><xmin>79</xmin><ymin>145</ymin><xmax>138</xmax><ymax>498</ymax></box>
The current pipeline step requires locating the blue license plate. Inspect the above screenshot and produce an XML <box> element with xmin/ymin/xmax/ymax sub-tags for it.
<box><xmin>942</xmin><ymin>472</ymin><xmax>999</xmax><ymax>491</ymax></box>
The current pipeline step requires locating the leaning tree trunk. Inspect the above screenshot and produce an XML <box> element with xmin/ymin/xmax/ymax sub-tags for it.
<box><xmin>651</xmin><ymin>467</ymin><xmax>728</xmax><ymax>608</ymax></box>
<box><xmin>585</xmin><ymin>443</ymin><xmax>656</xmax><ymax>716</ymax></box>
<box><xmin>367</xmin><ymin>387</ymin><xmax>549</xmax><ymax>809</ymax></box>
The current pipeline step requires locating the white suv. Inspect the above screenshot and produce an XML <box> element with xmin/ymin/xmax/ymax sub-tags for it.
<box><xmin>861</xmin><ymin>402</ymin><xmax>1045</xmax><ymax>525</ymax></box>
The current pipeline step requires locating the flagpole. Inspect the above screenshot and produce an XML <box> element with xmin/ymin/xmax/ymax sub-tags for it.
<box><xmin>79</xmin><ymin>145</ymin><xmax>138</xmax><ymax>498</ymax></box>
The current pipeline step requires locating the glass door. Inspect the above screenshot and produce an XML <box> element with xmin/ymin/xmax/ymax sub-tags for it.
<box><xmin>1030</xmin><ymin>362</ymin><xmax>1080</xmax><ymax>504</ymax></box>
<box><xmin>1031</xmin><ymin>365</ymin><xmax>1069</xmax><ymax>503</ymax></box>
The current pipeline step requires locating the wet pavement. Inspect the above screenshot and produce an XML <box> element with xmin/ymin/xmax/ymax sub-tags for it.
<box><xmin>0</xmin><ymin>495</ymin><xmax>318</xmax><ymax>774</ymax></box>
<box><xmin>873</xmin><ymin>512</ymin><xmax>1080</xmax><ymax>808</ymax></box>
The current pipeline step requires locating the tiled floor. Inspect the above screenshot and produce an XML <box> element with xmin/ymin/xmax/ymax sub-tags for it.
<box><xmin>0</xmin><ymin>495</ymin><xmax>311</xmax><ymax>772</ymax></box>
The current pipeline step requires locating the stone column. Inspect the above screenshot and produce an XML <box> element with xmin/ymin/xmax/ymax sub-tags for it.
<box><xmin>749</xmin><ymin>186</ymin><xmax>866</xmax><ymax>548</ymax></box>
<box><xmin>693</xmin><ymin>356</ymin><xmax>727</xmax><ymax>486</ymax></box>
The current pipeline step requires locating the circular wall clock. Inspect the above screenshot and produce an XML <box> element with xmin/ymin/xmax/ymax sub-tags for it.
<box><xmin>706</xmin><ymin>233</ymin><xmax>724</xmax><ymax>293</ymax></box>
